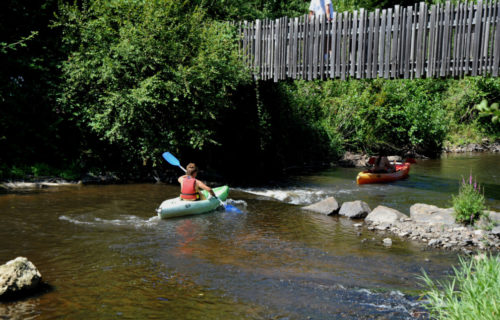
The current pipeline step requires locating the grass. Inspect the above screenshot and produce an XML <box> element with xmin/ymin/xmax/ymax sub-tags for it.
<box><xmin>420</xmin><ymin>254</ymin><xmax>500</xmax><ymax>320</ymax></box>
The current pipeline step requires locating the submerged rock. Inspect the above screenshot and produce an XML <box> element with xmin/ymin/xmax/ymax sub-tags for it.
<box><xmin>339</xmin><ymin>200</ymin><xmax>371</xmax><ymax>219</ymax></box>
<box><xmin>301</xmin><ymin>197</ymin><xmax>339</xmax><ymax>215</ymax></box>
<box><xmin>0</xmin><ymin>257</ymin><xmax>42</xmax><ymax>300</ymax></box>
<box><xmin>365</xmin><ymin>206</ymin><xmax>406</xmax><ymax>226</ymax></box>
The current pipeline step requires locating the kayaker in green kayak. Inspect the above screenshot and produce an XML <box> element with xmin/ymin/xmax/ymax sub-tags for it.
<box><xmin>178</xmin><ymin>163</ymin><xmax>216</xmax><ymax>201</ymax></box>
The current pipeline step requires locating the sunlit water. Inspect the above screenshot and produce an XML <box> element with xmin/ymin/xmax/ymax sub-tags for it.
<box><xmin>0</xmin><ymin>153</ymin><xmax>498</xmax><ymax>319</ymax></box>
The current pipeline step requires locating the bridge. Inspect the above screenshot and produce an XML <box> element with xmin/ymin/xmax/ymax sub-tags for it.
<box><xmin>238</xmin><ymin>1</ymin><xmax>500</xmax><ymax>81</ymax></box>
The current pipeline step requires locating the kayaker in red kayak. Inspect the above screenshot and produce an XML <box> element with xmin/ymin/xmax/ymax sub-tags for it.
<box><xmin>178</xmin><ymin>163</ymin><xmax>216</xmax><ymax>201</ymax></box>
<box><xmin>372</xmin><ymin>155</ymin><xmax>396</xmax><ymax>173</ymax></box>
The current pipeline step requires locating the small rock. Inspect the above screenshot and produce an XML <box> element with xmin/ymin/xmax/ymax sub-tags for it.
<box><xmin>361</xmin><ymin>239</ymin><xmax>367</xmax><ymax>243</ymax></box>
<box><xmin>473</xmin><ymin>230</ymin><xmax>485</xmax><ymax>237</ymax></box>
<box><xmin>353</xmin><ymin>223</ymin><xmax>363</xmax><ymax>228</ymax></box>
<box><xmin>375</xmin><ymin>224</ymin><xmax>389</xmax><ymax>231</ymax></box>
<box><xmin>428</xmin><ymin>239</ymin><xmax>440</xmax><ymax>246</ymax></box>
<box><xmin>383</xmin><ymin>238</ymin><xmax>393</xmax><ymax>246</ymax></box>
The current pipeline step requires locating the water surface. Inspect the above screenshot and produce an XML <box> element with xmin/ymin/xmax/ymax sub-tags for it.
<box><xmin>1</xmin><ymin>153</ymin><xmax>498</xmax><ymax>319</ymax></box>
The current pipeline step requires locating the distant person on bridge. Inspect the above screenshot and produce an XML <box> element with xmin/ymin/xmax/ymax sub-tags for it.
<box><xmin>309</xmin><ymin>0</ymin><xmax>334</xmax><ymax>21</ymax></box>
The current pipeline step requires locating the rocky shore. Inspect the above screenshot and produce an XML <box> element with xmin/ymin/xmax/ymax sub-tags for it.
<box><xmin>338</xmin><ymin>141</ymin><xmax>500</xmax><ymax>168</ymax></box>
<box><xmin>302</xmin><ymin>198</ymin><xmax>500</xmax><ymax>253</ymax></box>
<box><xmin>443</xmin><ymin>140</ymin><xmax>500</xmax><ymax>153</ymax></box>
<box><xmin>0</xmin><ymin>173</ymin><xmax>132</xmax><ymax>190</ymax></box>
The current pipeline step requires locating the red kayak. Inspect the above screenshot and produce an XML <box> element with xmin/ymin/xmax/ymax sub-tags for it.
<box><xmin>356</xmin><ymin>162</ymin><xmax>411</xmax><ymax>184</ymax></box>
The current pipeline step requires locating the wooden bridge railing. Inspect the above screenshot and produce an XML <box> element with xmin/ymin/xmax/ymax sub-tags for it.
<box><xmin>239</xmin><ymin>1</ymin><xmax>500</xmax><ymax>81</ymax></box>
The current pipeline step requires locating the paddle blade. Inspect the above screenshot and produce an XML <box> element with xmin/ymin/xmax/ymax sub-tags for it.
<box><xmin>224</xmin><ymin>204</ymin><xmax>243</xmax><ymax>213</ymax></box>
<box><xmin>162</xmin><ymin>152</ymin><xmax>180</xmax><ymax>167</ymax></box>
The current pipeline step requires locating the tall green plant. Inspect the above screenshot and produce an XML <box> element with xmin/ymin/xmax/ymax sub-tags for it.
<box><xmin>420</xmin><ymin>255</ymin><xmax>500</xmax><ymax>320</ymax></box>
<box><xmin>452</xmin><ymin>174</ymin><xmax>486</xmax><ymax>225</ymax></box>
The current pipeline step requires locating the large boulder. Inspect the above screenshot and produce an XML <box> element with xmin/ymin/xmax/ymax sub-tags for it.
<box><xmin>339</xmin><ymin>200</ymin><xmax>371</xmax><ymax>219</ymax></box>
<box><xmin>366</xmin><ymin>206</ymin><xmax>406</xmax><ymax>226</ymax></box>
<box><xmin>410</xmin><ymin>204</ymin><xmax>457</xmax><ymax>225</ymax></box>
<box><xmin>486</xmin><ymin>211</ymin><xmax>500</xmax><ymax>224</ymax></box>
<box><xmin>302</xmin><ymin>197</ymin><xmax>339</xmax><ymax>215</ymax></box>
<box><xmin>338</xmin><ymin>152</ymin><xmax>369</xmax><ymax>167</ymax></box>
<box><xmin>491</xmin><ymin>226</ymin><xmax>500</xmax><ymax>237</ymax></box>
<box><xmin>476</xmin><ymin>211</ymin><xmax>500</xmax><ymax>230</ymax></box>
<box><xmin>0</xmin><ymin>257</ymin><xmax>42</xmax><ymax>300</ymax></box>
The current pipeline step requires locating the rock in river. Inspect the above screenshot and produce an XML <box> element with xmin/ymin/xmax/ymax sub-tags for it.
<box><xmin>409</xmin><ymin>204</ymin><xmax>458</xmax><ymax>226</ymax></box>
<box><xmin>365</xmin><ymin>206</ymin><xmax>406</xmax><ymax>226</ymax></box>
<box><xmin>383</xmin><ymin>238</ymin><xmax>393</xmax><ymax>246</ymax></box>
<box><xmin>0</xmin><ymin>257</ymin><xmax>42</xmax><ymax>300</ymax></box>
<box><xmin>492</xmin><ymin>226</ymin><xmax>500</xmax><ymax>237</ymax></box>
<box><xmin>302</xmin><ymin>197</ymin><xmax>339</xmax><ymax>215</ymax></box>
<box><xmin>339</xmin><ymin>200</ymin><xmax>371</xmax><ymax>219</ymax></box>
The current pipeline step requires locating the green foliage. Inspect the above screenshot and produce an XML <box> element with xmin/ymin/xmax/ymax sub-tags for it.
<box><xmin>420</xmin><ymin>254</ymin><xmax>500</xmax><ymax>320</ymax></box>
<box><xmin>282</xmin><ymin>79</ymin><xmax>449</xmax><ymax>156</ymax></box>
<box><xmin>1</xmin><ymin>0</ymin><xmax>500</xmax><ymax>182</ymax></box>
<box><xmin>476</xmin><ymin>99</ymin><xmax>500</xmax><ymax>125</ymax></box>
<box><xmin>56</xmin><ymin>0</ymin><xmax>250</xmax><ymax>167</ymax></box>
<box><xmin>0</xmin><ymin>31</ymin><xmax>38</xmax><ymax>54</ymax></box>
<box><xmin>195</xmin><ymin>0</ymin><xmax>309</xmax><ymax>20</ymax></box>
<box><xmin>452</xmin><ymin>175</ymin><xmax>486</xmax><ymax>225</ymax></box>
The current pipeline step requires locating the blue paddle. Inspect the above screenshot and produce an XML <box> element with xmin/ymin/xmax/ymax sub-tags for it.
<box><xmin>162</xmin><ymin>152</ymin><xmax>186</xmax><ymax>173</ymax></box>
<box><xmin>161</xmin><ymin>152</ymin><xmax>242</xmax><ymax>213</ymax></box>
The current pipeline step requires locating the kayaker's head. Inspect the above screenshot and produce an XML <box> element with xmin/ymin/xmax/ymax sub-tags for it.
<box><xmin>186</xmin><ymin>163</ymin><xmax>198</xmax><ymax>177</ymax></box>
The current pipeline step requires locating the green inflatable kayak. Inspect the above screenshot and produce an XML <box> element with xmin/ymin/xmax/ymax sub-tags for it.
<box><xmin>156</xmin><ymin>185</ymin><xmax>229</xmax><ymax>219</ymax></box>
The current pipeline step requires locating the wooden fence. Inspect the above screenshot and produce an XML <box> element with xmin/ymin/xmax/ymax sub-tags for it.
<box><xmin>239</xmin><ymin>1</ymin><xmax>500</xmax><ymax>81</ymax></box>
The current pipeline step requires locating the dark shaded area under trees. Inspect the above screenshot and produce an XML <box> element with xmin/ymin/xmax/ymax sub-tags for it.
<box><xmin>1</xmin><ymin>0</ymin><xmax>499</xmax><ymax>184</ymax></box>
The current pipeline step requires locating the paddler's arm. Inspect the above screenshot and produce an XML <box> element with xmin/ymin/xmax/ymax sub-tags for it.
<box><xmin>196</xmin><ymin>180</ymin><xmax>216</xmax><ymax>197</ymax></box>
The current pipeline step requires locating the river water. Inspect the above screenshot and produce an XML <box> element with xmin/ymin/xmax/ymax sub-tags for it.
<box><xmin>0</xmin><ymin>153</ymin><xmax>498</xmax><ymax>319</ymax></box>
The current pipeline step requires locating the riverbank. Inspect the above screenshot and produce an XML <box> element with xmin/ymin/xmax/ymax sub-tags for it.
<box><xmin>443</xmin><ymin>139</ymin><xmax>500</xmax><ymax>153</ymax></box>
<box><xmin>303</xmin><ymin>197</ymin><xmax>500</xmax><ymax>253</ymax></box>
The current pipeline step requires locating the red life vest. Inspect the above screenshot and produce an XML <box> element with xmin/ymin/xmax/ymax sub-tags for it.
<box><xmin>180</xmin><ymin>176</ymin><xmax>199</xmax><ymax>200</ymax></box>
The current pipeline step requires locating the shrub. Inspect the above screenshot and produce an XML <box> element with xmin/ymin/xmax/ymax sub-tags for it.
<box><xmin>452</xmin><ymin>174</ymin><xmax>486</xmax><ymax>225</ymax></box>
<box><xmin>420</xmin><ymin>254</ymin><xmax>500</xmax><ymax>320</ymax></box>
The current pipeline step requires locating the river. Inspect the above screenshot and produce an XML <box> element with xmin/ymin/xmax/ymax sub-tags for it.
<box><xmin>0</xmin><ymin>153</ymin><xmax>499</xmax><ymax>319</ymax></box>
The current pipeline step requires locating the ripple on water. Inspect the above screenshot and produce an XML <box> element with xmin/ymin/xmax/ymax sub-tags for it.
<box><xmin>59</xmin><ymin>214</ymin><xmax>161</xmax><ymax>229</ymax></box>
